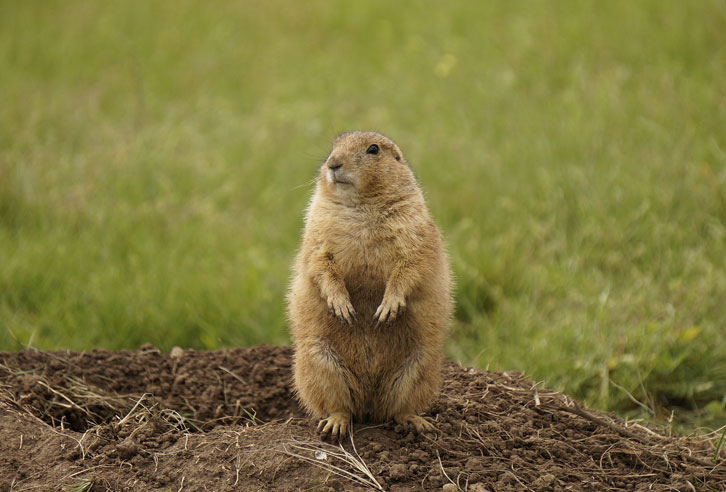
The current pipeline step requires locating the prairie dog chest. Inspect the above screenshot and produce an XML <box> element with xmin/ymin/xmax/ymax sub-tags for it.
<box><xmin>329</xmin><ymin>217</ymin><xmax>402</xmax><ymax>280</ymax></box>
<box><xmin>309</xmin><ymin>196</ymin><xmax>421</xmax><ymax>284</ymax></box>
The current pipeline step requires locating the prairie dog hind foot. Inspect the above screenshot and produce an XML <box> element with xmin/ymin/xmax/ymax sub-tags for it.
<box><xmin>317</xmin><ymin>411</ymin><xmax>351</xmax><ymax>438</ymax></box>
<box><xmin>394</xmin><ymin>413</ymin><xmax>435</xmax><ymax>433</ymax></box>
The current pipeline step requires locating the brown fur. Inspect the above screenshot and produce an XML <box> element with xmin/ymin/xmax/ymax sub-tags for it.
<box><xmin>287</xmin><ymin>131</ymin><xmax>453</xmax><ymax>437</ymax></box>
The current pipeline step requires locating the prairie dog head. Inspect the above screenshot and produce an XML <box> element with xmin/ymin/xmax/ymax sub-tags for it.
<box><xmin>319</xmin><ymin>131</ymin><xmax>416</xmax><ymax>203</ymax></box>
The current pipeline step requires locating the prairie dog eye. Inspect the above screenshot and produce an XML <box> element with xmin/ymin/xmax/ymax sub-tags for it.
<box><xmin>366</xmin><ymin>144</ymin><xmax>379</xmax><ymax>155</ymax></box>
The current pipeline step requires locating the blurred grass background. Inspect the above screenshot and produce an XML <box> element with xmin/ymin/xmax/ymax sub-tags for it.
<box><xmin>1</xmin><ymin>1</ymin><xmax>725</xmax><ymax>431</ymax></box>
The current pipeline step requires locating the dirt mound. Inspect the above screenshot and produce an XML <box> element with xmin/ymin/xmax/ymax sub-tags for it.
<box><xmin>1</xmin><ymin>346</ymin><xmax>723</xmax><ymax>491</ymax></box>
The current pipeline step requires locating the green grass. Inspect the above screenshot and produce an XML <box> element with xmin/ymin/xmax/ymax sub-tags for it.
<box><xmin>1</xmin><ymin>1</ymin><xmax>725</xmax><ymax>431</ymax></box>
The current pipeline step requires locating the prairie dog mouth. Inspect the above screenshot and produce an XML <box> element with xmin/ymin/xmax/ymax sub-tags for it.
<box><xmin>328</xmin><ymin>169</ymin><xmax>353</xmax><ymax>185</ymax></box>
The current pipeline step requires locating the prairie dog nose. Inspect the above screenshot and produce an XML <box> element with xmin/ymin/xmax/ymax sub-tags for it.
<box><xmin>327</xmin><ymin>159</ymin><xmax>343</xmax><ymax>170</ymax></box>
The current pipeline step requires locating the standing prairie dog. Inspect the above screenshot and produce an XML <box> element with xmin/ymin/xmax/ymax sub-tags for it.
<box><xmin>288</xmin><ymin>131</ymin><xmax>453</xmax><ymax>438</ymax></box>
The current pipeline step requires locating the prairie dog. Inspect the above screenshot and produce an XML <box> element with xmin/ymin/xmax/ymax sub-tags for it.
<box><xmin>288</xmin><ymin>131</ymin><xmax>453</xmax><ymax>437</ymax></box>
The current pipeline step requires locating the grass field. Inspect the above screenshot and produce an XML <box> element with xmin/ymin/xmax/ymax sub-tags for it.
<box><xmin>1</xmin><ymin>1</ymin><xmax>725</xmax><ymax>431</ymax></box>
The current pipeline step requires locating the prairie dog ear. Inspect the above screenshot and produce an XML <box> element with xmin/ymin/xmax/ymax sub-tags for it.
<box><xmin>392</xmin><ymin>148</ymin><xmax>403</xmax><ymax>162</ymax></box>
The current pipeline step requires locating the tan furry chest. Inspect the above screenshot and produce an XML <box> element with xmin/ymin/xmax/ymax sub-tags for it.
<box><xmin>327</xmin><ymin>222</ymin><xmax>400</xmax><ymax>283</ymax></box>
<box><xmin>305</xmin><ymin>196</ymin><xmax>422</xmax><ymax>299</ymax></box>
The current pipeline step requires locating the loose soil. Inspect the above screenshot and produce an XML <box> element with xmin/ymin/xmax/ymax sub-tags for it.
<box><xmin>0</xmin><ymin>345</ymin><xmax>723</xmax><ymax>491</ymax></box>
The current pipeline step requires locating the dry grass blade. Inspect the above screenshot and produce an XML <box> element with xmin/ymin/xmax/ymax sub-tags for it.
<box><xmin>217</xmin><ymin>366</ymin><xmax>247</xmax><ymax>385</ymax></box>
<box><xmin>713</xmin><ymin>427</ymin><xmax>726</xmax><ymax>464</ymax></box>
<box><xmin>543</xmin><ymin>401</ymin><xmax>726</xmax><ymax>476</ymax></box>
<box><xmin>65</xmin><ymin>377</ymin><xmax>131</xmax><ymax>414</ymax></box>
<box><xmin>61</xmin><ymin>479</ymin><xmax>93</xmax><ymax>492</ymax></box>
<box><xmin>0</xmin><ymin>360</ymin><xmax>140</xmax><ymax>428</ymax></box>
<box><xmin>282</xmin><ymin>438</ymin><xmax>384</xmax><ymax>491</ymax></box>
<box><xmin>549</xmin><ymin>402</ymin><xmax>649</xmax><ymax>444</ymax></box>
<box><xmin>113</xmin><ymin>393</ymin><xmax>151</xmax><ymax>429</ymax></box>
<box><xmin>343</xmin><ymin>433</ymin><xmax>384</xmax><ymax>490</ymax></box>
<box><xmin>111</xmin><ymin>395</ymin><xmax>196</xmax><ymax>437</ymax></box>
<box><xmin>36</xmin><ymin>380</ymin><xmax>89</xmax><ymax>415</ymax></box>
<box><xmin>435</xmin><ymin>450</ymin><xmax>463</xmax><ymax>491</ymax></box>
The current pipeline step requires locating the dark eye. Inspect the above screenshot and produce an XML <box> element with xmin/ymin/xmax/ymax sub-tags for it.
<box><xmin>366</xmin><ymin>144</ymin><xmax>379</xmax><ymax>155</ymax></box>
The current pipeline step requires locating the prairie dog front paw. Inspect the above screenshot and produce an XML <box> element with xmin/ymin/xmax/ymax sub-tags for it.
<box><xmin>374</xmin><ymin>293</ymin><xmax>406</xmax><ymax>324</ymax></box>
<box><xmin>327</xmin><ymin>293</ymin><xmax>356</xmax><ymax>325</ymax></box>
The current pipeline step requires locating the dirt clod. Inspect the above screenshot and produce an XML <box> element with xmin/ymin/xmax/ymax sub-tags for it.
<box><xmin>0</xmin><ymin>345</ymin><xmax>724</xmax><ymax>491</ymax></box>
<box><xmin>532</xmin><ymin>473</ymin><xmax>557</xmax><ymax>491</ymax></box>
<box><xmin>389</xmin><ymin>463</ymin><xmax>409</xmax><ymax>481</ymax></box>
